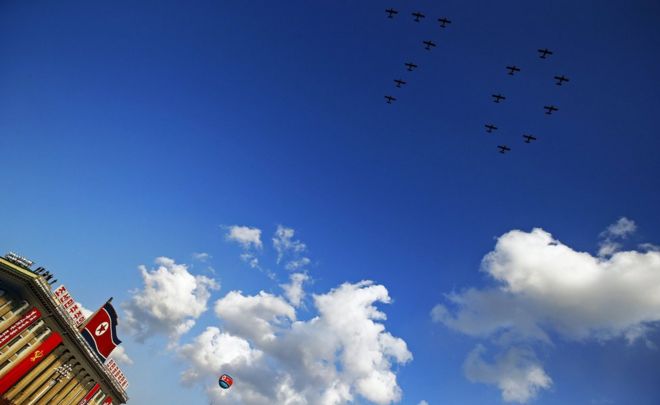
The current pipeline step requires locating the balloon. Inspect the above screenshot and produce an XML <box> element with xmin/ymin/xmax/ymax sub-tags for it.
<box><xmin>219</xmin><ymin>374</ymin><xmax>233</xmax><ymax>389</ymax></box>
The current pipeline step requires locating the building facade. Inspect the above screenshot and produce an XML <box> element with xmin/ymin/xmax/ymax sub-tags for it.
<box><xmin>0</xmin><ymin>254</ymin><xmax>128</xmax><ymax>404</ymax></box>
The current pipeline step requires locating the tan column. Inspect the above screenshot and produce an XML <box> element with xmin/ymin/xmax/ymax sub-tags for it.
<box><xmin>58</xmin><ymin>375</ymin><xmax>92</xmax><ymax>405</ymax></box>
<box><xmin>0</xmin><ymin>301</ymin><xmax>32</xmax><ymax>330</ymax></box>
<box><xmin>0</xmin><ymin>297</ymin><xmax>15</xmax><ymax>329</ymax></box>
<box><xmin>0</xmin><ymin>301</ymin><xmax>29</xmax><ymax>335</ymax></box>
<box><xmin>0</xmin><ymin>300</ymin><xmax>16</xmax><ymax>319</ymax></box>
<box><xmin>2</xmin><ymin>301</ymin><xmax>28</xmax><ymax>319</ymax></box>
<box><xmin>51</xmin><ymin>367</ymin><xmax>88</xmax><ymax>405</ymax></box>
<box><xmin>10</xmin><ymin>351</ymin><xmax>73</xmax><ymax>404</ymax></box>
<box><xmin>65</xmin><ymin>378</ymin><xmax>95</xmax><ymax>405</ymax></box>
<box><xmin>4</xmin><ymin>345</ymin><xmax>65</xmax><ymax>401</ymax></box>
<box><xmin>48</xmin><ymin>373</ymin><xmax>81</xmax><ymax>405</ymax></box>
<box><xmin>38</xmin><ymin>362</ymin><xmax>82</xmax><ymax>404</ymax></box>
<box><xmin>25</xmin><ymin>353</ymin><xmax>73</xmax><ymax>405</ymax></box>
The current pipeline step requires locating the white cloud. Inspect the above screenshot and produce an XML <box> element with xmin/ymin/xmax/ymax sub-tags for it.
<box><xmin>280</xmin><ymin>273</ymin><xmax>309</xmax><ymax>307</ymax></box>
<box><xmin>418</xmin><ymin>401</ymin><xmax>429</xmax><ymax>405</ymax></box>
<box><xmin>225</xmin><ymin>226</ymin><xmax>267</xmax><ymax>272</ymax></box>
<box><xmin>464</xmin><ymin>345</ymin><xmax>551</xmax><ymax>404</ymax></box>
<box><xmin>226</xmin><ymin>226</ymin><xmax>263</xmax><ymax>250</ymax></box>
<box><xmin>77</xmin><ymin>301</ymin><xmax>94</xmax><ymax>319</ymax></box>
<box><xmin>214</xmin><ymin>290</ymin><xmax>296</xmax><ymax>345</ymax></box>
<box><xmin>435</xmin><ymin>228</ymin><xmax>660</xmax><ymax>342</ymax></box>
<box><xmin>285</xmin><ymin>257</ymin><xmax>311</xmax><ymax>272</ymax></box>
<box><xmin>179</xmin><ymin>326</ymin><xmax>261</xmax><ymax>386</ymax></box>
<box><xmin>182</xmin><ymin>280</ymin><xmax>411</xmax><ymax>405</ymax></box>
<box><xmin>639</xmin><ymin>243</ymin><xmax>660</xmax><ymax>252</ymax></box>
<box><xmin>109</xmin><ymin>345</ymin><xmax>134</xmax><ymax>366</ymax></box>
<box><xmin>240</xmin><ymin>253</ymin><xmax>260</xmax><ymax>269</ymax></box>
<box><xmin>122</xmin><ymin>257</ymin><xmax>219</xmax><ymax>343</ymax></box>
<box><xmin>601</xmin><ymin>217</ymin><xmax>636</xmax><ymax>239</ymax></box>
<box><xmin>433</xmin><ymin>225</ymin><xmax>660</xmax><ymax>402</ymax></box>
<box><xmin>598</xmin><ymin>217</ymin><xmax>636</xmax><ymax>257</ymax></box>
<box><xmin>193</xmin><ymin>252</ymin><xmax>211</xmax><ymax>262</ymax></box>
<box><xmin>273</xmin><ymin>226</ymin><xmax>308</xmax><ymax>266</ymax></box>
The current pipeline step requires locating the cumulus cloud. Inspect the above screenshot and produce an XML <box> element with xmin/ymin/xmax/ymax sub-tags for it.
<box><xmin>418</xmin><ymin>401</ymin><xmax>429</xmax><ymax>405</ymax></box>
<box><xmin>179</xmin><ymin>326</ymin><xmax>261</xmax><ymax>386</ymax></box>
<box><xmin>273</xmin><ymin>226</ymin><xmax>310</xmax><ymax>271</ymax></box>
<box><xmin>181</xmin><ymin>280</ymin><xmax>411</xmax><ymax>405</ymax></box>
<box><xmin>464</xmin><ymin>345</ymin><xmax>551</xmax><ymax>404</ymax></box>
<box><xmin>433</xmin><ymin>223</ymin><xmax>660</xmax><ymax>402</ymax></box>
<box><xmin>435</xmin><ymin>227</ymin><xmax>660</xmax><ymax>342</ymax></box>
<box><xmin>214</xmin><ymin>291</ymin><xmax>296</xmax><ymax>345</ymax></box>
<box><xmin>280</xmin><ymin>273</ymin><xmax>309</xmax><ymax>307</ymax></box>
<box><xmin>226</xmin><ymin>226</ymin><xmax>263</xmax><ymax>250</ymax></box>
<box><xmin>122</xmin><ymin>257</ymin><xmax>219</xmax><ymax>343</ymax></box>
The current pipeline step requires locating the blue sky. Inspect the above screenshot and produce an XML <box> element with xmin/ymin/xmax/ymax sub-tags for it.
<box><xmin>1</xmin><ymin>1</ymin><xmax>660</xmax><ymax>404</ymax></box>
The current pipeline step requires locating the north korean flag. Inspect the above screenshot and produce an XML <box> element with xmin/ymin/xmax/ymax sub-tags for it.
<box><xmin>81</xmin><ymin>302</ymin><xmax>122</xmax><ymax>362</ymax></box>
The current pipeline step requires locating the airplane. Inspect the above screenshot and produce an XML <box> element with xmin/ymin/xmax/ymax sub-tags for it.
<box><xmin>506</xmin><ymin>65</ymin><xmax>521</xmax><ymax>75</ymax></box>
<box><xmin>498</xmin><ymin>145</ymin><xmax>511</xmax><ymax>154</ymax></box>
<box><xmin>438</xmin><ymin>17</ymin><xmax>451</xmax><ymax>28</ymax></box>
<box><xmin>412</xmin><ymin>11</ymin><xmax>426</xmax><ymax>22</ymax></box>
<box><xmin>384</xmin><ymin>95</ymin><xmax>397</xmax><ymax>104</ymax></box>
<box><xmin>394</xmin><ymin>79</ymin><xmax>407</xmax><ymax>88</ymax></box>
<box><xmin>492</xmin><ymin>94</ymin><xmax>506</xmax><ymax>103</ymax></box>
<box><xmin>485</xmin><ymin>124</ymin><xmax>498</xmax><ymax>133</ymax></box>
<box><xmin>544</xmin><ymin>105</ymin><xmax>558</xmax><ymax>115</ymax></box>
<box><xmin>523</xmin><ymin>134</ymin><xmax>537</xmax><ymax>143</ymax></box>
<box><xmin>405</xmin><ymin>62</ymin><xmax>418</xmax><ymax>71</ymax></box>
<box><xmin>423</xmin><ymin>40</ymin><xmax>437</xmax><ymax>50</ymax></box>
<box><xmin>538</xmin><ymin>48</ymin><xmax>554</xmax><ymax>59</ymax></box>
<box><xmin>554</xmin><ymin>75</ymin><xmax>570</xmax><ymax>86</ymax></box>
<box><xmin>385</xmin><ymin>8</ymin><xmax>399</xmax><ymax>18</ymax></box>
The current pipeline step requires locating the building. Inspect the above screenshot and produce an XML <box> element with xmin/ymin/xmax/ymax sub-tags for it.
<box><xmin>0</xmin><ymin>253</ymin><xmax>128</xmax><ymax>404</ymax></box>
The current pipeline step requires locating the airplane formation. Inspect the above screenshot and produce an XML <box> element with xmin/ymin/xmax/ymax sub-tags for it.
<box><xmin>486</xmin><ymin>48</ymin><xmax>571</xmax><ymax>154</ymax></box>
<box><xmin>382</xmin><ymin>7</ymin><xmax>570</xmax><ymax>155</ymax></box>
<box><xmin>382</xmin><ymin>8</ymin><xmax>451</xmax><ymax>110</ymax></box>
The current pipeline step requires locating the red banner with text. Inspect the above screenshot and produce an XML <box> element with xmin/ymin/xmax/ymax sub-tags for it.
<box><xmin>0</xmin><ymin>331</ymin><xmax>62</xmax><ymax>395</ymax></box>
<box><xmin>0</xmin><ymin>307</ymin><xmax>41</xmax><ymax>348</ymax></box>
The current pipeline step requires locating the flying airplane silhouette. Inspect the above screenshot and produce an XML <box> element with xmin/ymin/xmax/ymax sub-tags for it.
<box><xmin>538</xmin><ymin>48</ymin><xmax>553</xmax><ymax>59</ymax></box>
<box><xmin>385</xmin><ymin>8</ymin><xmax>399</xmax><ymax>18</ymax></box>
<box><xmin>523</xmin><ymin>134</ymin><xmax>537</xmax><ymax>143</ymax></box>
<box><xmin>384</xmin><ymin>95</ymin><xmax>396</xmax><ymax>104</ymax></box>
<box><xmin>492</xmin><ymin>94</ymin><xmax>506</xmax><ymax>103</ymax></box>
<box><xmin>554</xmin><ymin>75</ymin><xmax>570</xmax><ymax>86</ymax></box>
<box><xmin>438</xmin><ymin>17</ymin><xmax>451</xmax><ymax>28</ymax></box>
<box><xmin>544</xmin><ymin>105</ymin><xmax>558</xmax><ymax>115</ymax></box>
<box><xmin>405</xmin><ymin>62</ymin><xmax>418</xmax><ymax>71</ymax></box>
<box><xmin>498</xmin><ymin>145</ymin><xmax>511</xmax><ymax>154</ymax></box>
<box><xmin>412</xmin><ymin>11</ymin><xmax>426</xmax><ymax>22</ymax></box>
<box><xmin>485</xmin><ymin>124</ymin><xmax>498</xmax><ymax>133</ymax></box>
<box><xmin>423</xmin><ymin>40</ymin><xmax>437</xmax><ymax>50</ymax></box>
<box><xmin>393</xmin><ymin>79</ymin><xmax>406</xmax><ymax>88</ymax></box>
<box><xmin>506</xmin><ymin>65</ymin><xmax>521</xmax><ymax>75</ymax></box>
